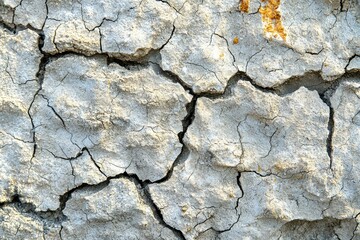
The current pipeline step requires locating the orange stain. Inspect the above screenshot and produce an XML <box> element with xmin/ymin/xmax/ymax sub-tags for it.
<box><xmin>240</xmin><ymin>0</ymin><xmax>287</xmax><ymax>41</ymax></box>
<box><xmin>240</xmin><ymin>0</ymin><xmax>250</xmax><ymax>13</ymax></box>
<box><xmin>233</xmin><ymin>36</ymin><xmax>239</xmax><ymax>44</ymax></box>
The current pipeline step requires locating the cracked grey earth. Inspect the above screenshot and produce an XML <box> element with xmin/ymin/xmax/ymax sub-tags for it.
<box><xmin>0</xmin><ymin>0</ymin><xmax>360</xmax><ymax>239</ymax></box>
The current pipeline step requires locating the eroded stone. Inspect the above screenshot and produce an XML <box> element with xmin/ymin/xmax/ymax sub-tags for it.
<box><xmin>1</xmin><ymin>0</ymin><xmax>360</xmax><ymax>238</ymax></box>
<box><xmin>324</xmin><ymin>80</ymin><xmax>360</xmax><ymax>221</ymax></box>
<box><xmin>1</xmin><ymin>0</ymin><xmax>47</xmax><ymax>29</ymax></box>
<box><xmin>42</xmin><ymin>0</ymin><xmax>177</xmax><ymax>59</ymax></box>
<box><xmin>26</xmin><ymin>55</ymin><xmax>190</xmax><ymax>210</ymax></box>
<box><xmin>347</xmin><ymin>56</ymin><xmax>360</xmax><ymax>72</ymax></box>
<box><xmin>62</xmin><ymin>177</ymin><xmax>180</xmax><ymax>239</ymax></box>
<box><xmin>0</xmin><ymin>205</ymin><xmax>61</xmax><ymax>239</ymax></box>
<box><xmin>149</xmin><ymin>81</ymin><xmax>338</xmax><ymax>239</ymax></box>
<box><xmin>160</xmin><ymin>0</ymin><xmax>359</xmax><ymax>93</ymax></box>
<box><xmin>0</xmin><ymin>28</ymin><xmax>41</xmax><ymax>203</ymax></box>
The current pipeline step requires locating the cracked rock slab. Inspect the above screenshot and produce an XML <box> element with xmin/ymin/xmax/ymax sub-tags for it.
<box><xmin>42</xmin><ymin>0</ymin><xmax>177</xmax><ymax>59</ymax></box>
<box><xmin>273</xmin><ymin>218</ymin><xmax>357</xmax><ymax>240</ymax></box>
<box><xmin>149</xmin><ymin>80</ymin><xmax>338</xmax><ymax>239</ymax></box>
<box><xmin>0</xmin><ymin>28</ymin><xmax>41</xmax><ymax>203</ymax></box>
<box><xmin>324</xmin><ymin>79</ymin><xmax>360</xmax><ymax>226</ymax></box>
<box><xmin>27</xmin><ymin>55</ymin><xmax>190</xmax><ymax>210</ymax></box>
<box><xmin>0</xmin><ymin>204</ymin><xmax>61</xmax><ymax>239</ymax></box>
<box><xmin>0</xmin><ymin>0</ymin><xmax>47</xmax><ymax>29</ymax></box>
<box><xmin>1</xmin><ymin>0</ymin><xmax>360</xmax><ymax>239</ymax></box>
<box><xmin>347</xmin><ymin>56</ymin><xmax>360</xmax><ymax>72</ymax></box>
<box><xmin>160</xmin><ymin>0</ymin><xmax>359</xmax><ymax>93</ymax></box>
<box><xmin>159</xmin><ymin>1</ymin><xmax>239</xmax><ymax>94</ymax></box>
<box><xmin>61</xmin><ymin>177</ymin><xmax>180</xmax><ymax>240</ymax></box>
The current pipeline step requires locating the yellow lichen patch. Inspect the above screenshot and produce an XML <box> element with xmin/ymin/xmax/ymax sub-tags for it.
<box><xmin>233</xmin><ymin>36</ymin><xmax>239</xmax><ymax>44</ymax></box>
<box><xmin>259</xmin><ymin>0</ymin><xmax>287</xmax><ymax>41</ymax></box>
<box><xmin>181</xmin><ymin>205</ymin><xmax>188</xmax><ymax>212</ymax></box>
<box><xmin>239</xmin><ymin>0</ymin><xmax>287</xmax><ymax>41</ymax></box>
<box><xmin>240</xmin><ymin>0</ymin><xmax>250</xmax><ymax>12</ymax></box>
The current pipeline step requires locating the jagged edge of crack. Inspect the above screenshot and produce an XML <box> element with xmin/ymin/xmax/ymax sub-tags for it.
<box><xmin>149</xmin><ymin>73</ymin><xmax>258</xmax><ymax>186</ymax></box>
<box><xmin>318</xmin><ymin>82</ymin><xmax>339</xmax><ymax>171</ymax></box>
<box><xmin>0</xmin><ymin>165</ymin><xmax>187</xmax><ymax>237</ymax></box>
<box><xmin>146</xmin><ymin>70</ymin><xmax>289</xmax><ymax>186</ymax></box>
<box><xmin>28</xmin><ymin>33</ymin><xmax>157</xmax><ymax>159</ymax></box>
<box><xmin>195</xmin><ymin>71</ymin><xmax>276</xmax><ymax>100</ymax></box>
<box><xmin>150</xmin><ymin>94</ymin><xmax>198</xmax><ymax>184</ymax></box>
<box><xmin>0</xmin><ymin>194</ymin><xmax>66</xmax><ymax>227</ymax></box>
<box><xmin>40</xmin><ymin>49</ymin><xmax>155</xmax><ymax>71</ymax></box>
<box><xmin>27</xmin><ymin>39</ymin><xmax>199</xmax><ymax>187</ymax></box>
<box><xmin>132</xmin><ymin>177</ymin><xmax>186</xmax><ymax>240</ymax></box>
<box><xmin>218</xmin><ymin>70</ymin><xmax>355</xmax><ymax>100</ymax></box>
<box><xmin>327</xmin><ymin>105</ymin><xmax>335</xmax><ymax>170</ymax></box>
<box><xmin>201</xmin><ymin>172</ymin><xmax>244</xmax><ymax>236</ymax></box>
<box><xmin>27</xmin><ymin>32</ymin><xmax>49</xmax><ymax>159</ymax></box>
<box><xmin>0</xmin><ymin>21</ymin><xmax>17</xmax><ymax>34</ymax></box>
<box><xmin>0</xmin><ymin>20</ymin><xmax>44</xmax><ymax>35</ymax></box>
<box><xmin>38</xmin><ymin>25</ymin><xmax>175</xmax><ymax>64</ymax></box>
<box><xmin>58</xmin><ymin>172</ymin><xmax>186</xmax><ymax>239</ymax></box>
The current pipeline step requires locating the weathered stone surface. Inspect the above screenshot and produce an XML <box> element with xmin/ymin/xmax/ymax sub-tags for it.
<box><xmin>0</xmin><ymin>2</ymin><xmax>14</xmax><ymax>26</ymax></box>
<box><xmin>0</xmin><ymin>28</ymin><xmax>41</xmax><ymax>203</ymax></box>
<box><xmin>273</xmin><ymin>218</ymin><xmax>357</xmax><ymax>240</ymax></box>
<box><xmin>0</xmin><ymin>0</ymin><xmax>47</xmax><ymax>29</ymax></box>
<box><xmin>62</xmin><ymin>178</ymin><xmax>179</xmax><ymax>239</ymax></box>
<box><xmin>149</xmin><ymin>81</ymin><xmax>339</xmax><ymax>239</ymax></box>
<box><xmin>1</xmin><ymin>0</ymin><xmax>360</xmax><ymax>239</ymax></box>
<box><xmin>42</xmin><ymin>0</ymin><xmax>177</xmax><ymax>59</ymax></box>
<box><xmin>0</xmin><ymin>205</ymin><xmax>61</xmax><ymax>239</ymax></box>
<box><xmin>13</xmin><ymin>0</ymin><xmax>47</xmax><ymax>29</ymax></box>
<box><xmin>159</xmin><ymin>1</ymin><xmax>238</xmax><ymax>94</ymax></box>
<box><xmin>324</xmin><ymin>80</ymin><xmax>360</xmax><ymax>222</ymax></box>
<box><xmin>160</xmin><ymin>0</ymin><xmax>359</xmax><ymax>93</ymax></box>
<box><xmin>347</xmin><ymin>56</ymin><xmax>360</xmax><ymax>72</ymax></box>
<box><xmin>27</xmin><ymin>55</ymin><xmax>190</xmax><ymax>210</ymax></box>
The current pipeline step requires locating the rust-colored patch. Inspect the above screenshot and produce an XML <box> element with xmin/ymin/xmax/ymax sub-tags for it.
<box><xmin>239</xmin><ymin>0</ymin><xmax>287</xmax><ymax>41</ymax></box>
<box><xmin>259</xmin><ymin>0</ymin><xmax>287</xmax><ymax>41</ymax></box>
<box><xmin>233</xmin><ymin>36</ymin><xmax>239</xmax><ymax>44</ymax></box>
<box><xmin>240</xmin><ymin>0</ymin><xmax>250</xmax><ymax>12</ymax></box>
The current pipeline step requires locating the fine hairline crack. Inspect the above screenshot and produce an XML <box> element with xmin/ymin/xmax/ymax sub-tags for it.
<box><xmin>31</xmin><ymin>36</ymin><xmax>338</xmax><ymax>213</ymax></box>
<box><xmin>0</xmin><ymin>172</ymin><xmax>186</xmax><ymax>239</ymax></box>
<box><xmin>31</xmin><ymin>48</ymin><xmax>343</xmax><ymax>180</ymax></box>
<box><xmin>16</xmin><ymin>24</ymin><xmax>194</xmax><ymax>239</ymax></box>
<box><xmin>5</xmin><ymin>14</ymin><xmax>355</xmax><ymax>239</ymax></box>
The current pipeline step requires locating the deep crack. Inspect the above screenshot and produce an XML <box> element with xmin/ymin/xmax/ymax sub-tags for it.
<box><xmin>327</xmin><ymin>106</ymin><xmax>335</xmax><ymax>170</ymax></box>
<box><xmin>151</xmin><ymin>94</ymin><xmax>198</xmax><ymax>184</ymax></box>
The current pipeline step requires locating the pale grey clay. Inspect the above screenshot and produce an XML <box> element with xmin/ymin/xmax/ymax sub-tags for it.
<box><xmin>0</xmin><ymin>0</ymin><xmax>359</xmax><ymax>239</ymax></box>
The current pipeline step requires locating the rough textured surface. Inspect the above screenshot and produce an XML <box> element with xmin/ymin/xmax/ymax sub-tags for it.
<box><xmin>149</xmin><ymin>81</ymin><xmax>338</xmax><ymax>239</ymax></box>
<box><xmin>0</xmin><ymin>204</ymin><xmax>60</xmax><ymax>239</ymax></box>
<box><xmin>159</xmin><ymin>0</ymin><xmax>359</xmax><ymax>93</ymax></box>
<box><xmin>0</xmin><ymin>28</ymin><xmax>41</xmax><ymax>203</ymax></box>
<box><xmin>42</xmin><ymin>0</ymin><xmax>176</xmax><ymax>59</ymax></box>
<box><xmin>28</xmin><ymin>55</ymin><xmax>190</xmax><ymax>211</ymax></box>
<box><xmin>0</xmin><ymin>0</ymin><xmax>360</xmax><ymax>239</ymax></box>
<box><xmin>62</xmin><ymin>178</ymin><xmax>179</xmax><ymax>240</ymax></box>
